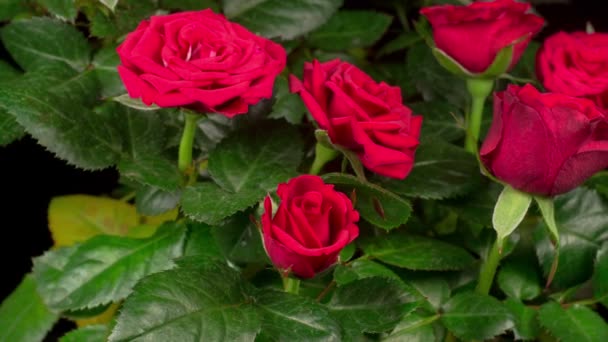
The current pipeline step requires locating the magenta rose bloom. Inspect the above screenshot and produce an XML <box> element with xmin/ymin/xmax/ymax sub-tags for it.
<box><xmin>116</xmin><ymin>9</ymin><xmax>286</xmax><ymax>117</ymax></box>
<box><xmin>262</xmin><ymin>175</ymin><xmax>359</xmax><ymax>278</ymax></box>
<box><xmin>481</xmin><ymin>84</ymin><xmax>608</xmax><ymax>196</ymax></box>
<box><xmin>420</xmin><ymin>0</ymin><xmax>544</xmax><ymax>74</ymax></box>
<box><xmin>289</xmin><ymin>59</ymin><xmax>422</xmax><ymax>179</ymax></box>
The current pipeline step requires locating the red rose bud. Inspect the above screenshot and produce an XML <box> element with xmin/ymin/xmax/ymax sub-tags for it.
<box><xmin>262</xmin><ymin>175</ymin><xmax>359</xmax><ymax>279</ymax></box>
<box><xmin>116</xmin><ymin>9</ymin><xmax>286</xmax><ymax>117</ymax></box>
<box><xmin>480</xmin><ymin>84</ymin><xmax>608</xmax><ymax>196</ymax></box>
<box><xmin>420</xmin><ymin>0</ymin><xmax>544</xmax><ymax>77</ymax></box>
<box><xmin>537</xmin><ymin>31</ymin><xmax>608</xmax><ymax>109</ymax></box>
<box><xmin>289</xmin><ymin>60</ymin><xmax>422</xmax><ymax>179</ymax></box>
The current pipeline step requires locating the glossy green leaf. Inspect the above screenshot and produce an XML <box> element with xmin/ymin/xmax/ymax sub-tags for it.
<box><xmin>378</xmin><ymin>141</ymin><xmax>481</xmax><ymax>200</ymax></box>
<box><xmin>383</xmin><ymin>312</ymin><xmax>437</xmax><ymax>342</ymax></box>
<box><xmin>328</xmin><ymin>277</ymin><xmax>413</xmax><ymax>336</ymax></box>
<box><xmin>1</xmin><ymin>17</ymin><xmax>91</xmax><ymax>72</ymax></box>
<box><xmin>161</xmin><ymin>0</ymin><xmax>220</xmax><ymax>11</ymax></box>
<box><xmin>535</xmin><ymin>188</ymin><xmax>608</xmax><ymax>288</ymax></box>
<box><xmin>441</xmin><ymin>292</ymin><xmax>513</xmax><ymax>340</ymax></box>
<box><xmin>401</xmin><ymin>271</ymin><xmax>451</xmax><ymax>312</ymax></box>
<box><xmin>109</xmin><ymin>258</ymin><xmax>260</xmax><ymax>342</ymax></box>
<box><xmin>0</xmin><ymin>0</ymin><xmax>26</xmax><ymax>20</ymax></box>
<box><xmin>497</xmin><ymin>259</ymin><xmax>542</xmax><ymax>300</ymax></box>
<box><xmin>535</xmin><ymin>195</ymin><xmax>560</xmax><ymax>245</ymax></box>
<box><xmin>183</xmin><ymin>222</ymin><xmax>224</xmax><ymax>258</ymax></box>
<box><xmin>99</xmin><ymin>0</ymin><xmax>118</xmax><ymax>11</ymax></box>
<box><xmin>0</xmin><ymin>61</ymin><xmax>24</xmax><ymax>146</ymax></box>
<box><xmin>362</xmin><ymin>233</ymin><xmax>474</xmax><ymax>271</ymax></box>
<box><xmin>323</xmin><ymin>173</ymin><xmax>411</xmax><ymax>230</ymax></box>
<box><xmin>255</xmin><ymin>290</ymin><xmax>341</xmax><ymax>341</ymax></box>
<box><xmin>33</xmin><ymin>223</ymin><xmax>187</xmax><ymax>311</ymax></box>
<box><xmin>504</xmin><ymin>298</ymin><xmax>541</xmax><ymax>341</ymax></box>
<box><xmin>39</xmin><ymin>0</ymin><xmax>77</xmax><ymax>20</ymax></box>
<box><xmin>0</xmin><ymin>275</ymin><xmax>58</xmax><ymax>342</ymax></box>
<box><xmin>135</xmin><ymin>186</ymin><xmax>181</xmax><ymax>216</ymax></box>
<box><xmin>334</xmin><ymin>259</ymin><xmax>402</xmax><ymax>287</ymax></box>
<box><xmin>593</xmin><ymin>242</ymin><xmax>608</xmax><ymax>307</ymax></box>
<box><xmin>307</xmin><ymin>10</ymin><xmax>392</xmax><ymax>51</ymax></box>
<box><xmin>211</xmin><ymin>211</ymin><xmax>267</xmax><ymax>264</ymax></box>
<box><xmin>409</xmin><ymin>101</ymin><xmax>464</xmax><ymax>143</ymax></box>
<box><xmin>493</xmin><ymin>185</ymin><xmax>532</xmax><ymax>241</ymax></box>
<box><xmin>118</xmin><ymin>156</ymin><xmax>181</xmax><ymax>191</ymax></box>
<box><xmin>585</xmin><ymin>171</ymin><xmax>608</xmax><ymax>199</ymax></box>
<box><xmin>538</xmin><ymin>302</ymin><xmax>608</xmax><ymax>342</ymax></box>
<box><xmin>113</xmin><ymin>94</ymin><xmax>161</xmax><ymax>111</ymax></box>
<box><xmin>268</xmin><ymin>76</ymin><xmax>306</xmax><ymax>124</ymax></box>
<box><xmin>92</xmin><ymin>46</ymin><xmax>124</xmax><ymax>98</ymax></box>
<box><xmin>376</xmin><ymin>31</ymin><xmax>422</xmax><ymax>57</ymax></box>
<box><xmin>60</xmin><ymin>325</ymin><xmax>109</xmax><ymax>342</ymax></box>
<box><xmin>182</xmin><ymin>123</ymin><xmax>303</xmax><ymax>224</ymax></box>
<box><xmin>442</xmin><ymin>181</ymin><xmax>501</xmax><ymax>227</ymax></box>
<box><xmin>222</xmin><ymin>0</ymin><xmax>343</xmax><ymax>40</ymax></box>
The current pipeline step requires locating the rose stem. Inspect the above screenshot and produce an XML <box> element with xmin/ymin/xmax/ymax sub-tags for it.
<box><xmin>282</xmin><ymin>276</ymin><xmax>301</xmax><ymax>295</ymax></box>
<box><xmin>464</xmin><ymin>78</ymin><xmax>494</xmax><ymax>154</ymax></box>
<box><xmin>178</xmin><ymin>111</ymin><xmax>201</xmax><ymax>173</ymax></box>
<box><xmin>309</xmin><ymin>142</ymin><xmax>339</xmax><ymax>175</ymax></box>
<box><xmin>475</xmin><ymin>237</ymin><xmax>503</xmax><ymax>295</ymax></box>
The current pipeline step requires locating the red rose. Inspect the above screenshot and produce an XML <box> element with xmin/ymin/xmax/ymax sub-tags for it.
<box><xmin>420</xmin><ymin>0</ymin><xmax>544</xmax><ymax>74</ymax></box>
<box><xmin>537</xmin><ymin>31</ymin><xmax>608</xmax><ymax>109</ymax></box>
<box><xmin>480</xmin><ymin>84</ymin><xmax>608</xmax><ymax>196</ymax></box>
<box><xmin>262</xmin><ymin>175</ymin><xmax>359</xmax><ymax>278</ymax></box>
<box><xmin>116</xmin><ymin>9</ymin><xmax>286</xmax><ymax>117</ymax></box>
<box><xmin>289</xmin><ymin>60</ymin><xmax>422</xmax><ymax>179</ymax></box>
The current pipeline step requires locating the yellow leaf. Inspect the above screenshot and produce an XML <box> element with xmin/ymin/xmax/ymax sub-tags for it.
<box><xmin>75</xmin><ymin>303</ymin><xmax>120</xmax><ymax>327</ymax></box>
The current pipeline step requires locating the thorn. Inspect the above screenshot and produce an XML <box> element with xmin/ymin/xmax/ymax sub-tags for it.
<box><xmin>373</xmin><ymin>197</ymin><xmax>385</xmax><ymax>219</ymax></box>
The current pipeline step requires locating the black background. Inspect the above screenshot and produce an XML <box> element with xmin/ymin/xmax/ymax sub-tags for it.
<box><xmin>1</xmin><ymin>0</ymin><xmax>606</xmax><ymax>315</ymax></box>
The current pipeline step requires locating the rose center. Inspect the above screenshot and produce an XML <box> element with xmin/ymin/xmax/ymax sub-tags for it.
<box><xmin>294</xmin><ymin>192</ymin><xmax>323</xmax><ymax>216</ymax></box>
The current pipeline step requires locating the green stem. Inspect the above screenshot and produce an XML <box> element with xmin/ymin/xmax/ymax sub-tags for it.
<box><xmin>282</xmin><ymin>277</ymin><xmax>301</xmax><ymax>295</ymax></box>
<box><xmin>464</xmin><ymin>78</ymin><xmax>494</xmax><ymax>154</ymax></box>
<box><xmin>178</xmin><ymin>112</ymin><xmax>201</xmax><ymax>173</ymax></box>
<box><xmin>310</xmin><ymin>142</ymin><xmax>339</xmax><ymax>175</ymax></box>
<box><xmin>475</xmin><ymin>237</ymin><xmax>503</xmax><ymax>295</ymax></box>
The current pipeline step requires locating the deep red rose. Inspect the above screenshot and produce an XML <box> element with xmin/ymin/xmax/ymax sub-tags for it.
<box><xmin>116</xmin><ymin>9</ymin><xmax>286</xmax><ymax>117</ymax></box>
<box><xmin>289</xmin><ymin>59</ymin><xmax>422</xmax><ymax>179</ymax></box>
<box><xmin>480</xmin><ymin>84</ymin><xmax>608</xmax><ymax>196</ymax></box>
<box><xmin>537</xmin><ymin>31</ymin><xmax>608</xmax><ymax>109</ymax></box>
<box><xmin>420</xmin><ymin>0</ymin><xmax>544</xmax><ymax>74</ymax></box>
<box><xmin>262</xmin><ymin>175</ymin><xmax>359</xmax><ymax>279</ymax></box>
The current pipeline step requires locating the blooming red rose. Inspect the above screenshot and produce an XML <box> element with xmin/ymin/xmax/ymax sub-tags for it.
<box><xmin>289</xmin><ymin>59</ymin><xmax>422</xmax><ymax>179</ymax></box>
<box><xmin>420</xmin><ymin>0</ymin><xmax>544</xmax><ymax>74</ymax></box>
<box><xmin>481</xmin><ymin>84</ymin><xmax>608</xmax><ymax>196</ymax></box>
<box><xmin>262</xmin><ymin>175</ymin><xmax>359</xmax><ymax>279</ymax></box>
<box><xmin>116</xmin><ymin>9</ymin><xmax>286</xmax><ymax>117</ymax></box>
<box><xmin>537</xmin><ymin>31</ymin><xmax>608</xmax><ymax>109</ymax></box>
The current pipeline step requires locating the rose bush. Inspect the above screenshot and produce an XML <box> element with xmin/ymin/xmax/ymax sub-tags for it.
<box><xmin>421</xmin><ymin>0</ymin><xmax>544</xmax><ymax>74</ymax></box>
<box><xmin>117</xmin><ymin>9</ymin><xmax>286</xmax><ymax>116</ymax></box>
<box><xmin>261</xmin><ymin>175</ymin><xmax>359</xmax><ymax>278</ymax></box>
<box><xmin>290</xmin><ymin>60</ymin><xmax>422</xmax><ymax>179</ymax></box>
<box><xmin>537</xmin><ymin>31</ymin><xmax>608</xmax><ymax>109</ymax></box>
<box><xmin>481</xmin><ymin>84</ymin><xmax>608</xmax><ymax>196</ymax></box>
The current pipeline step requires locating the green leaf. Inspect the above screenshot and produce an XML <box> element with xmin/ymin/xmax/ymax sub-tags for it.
<box><xmin>376</xmin><ymin>31</ymin><xmax>422</xmax><ymax>58</ymax></box>
<box><xmin>377</xmin><ymin>141</ymin><xmax>481</xmax><ymax>200</ymax></box>
<box><xmin>92</xmin><ymin>46</ymin><xmax>125</xmax><ymax>98</ymax></box>
<box><xmin>535</xmin><ymin>195</ymin><xmax>559</xmax><ymax>245</ymax></box>
<box><xmin>135</xmin><ymin>186</ymin><xmax>181</xmax><ymax>216</ymax></box>
<box><xmin>99</xmin><ymin>0</ymin><xmax>118</xmax><ymax>11</ymax></box>
<box><xmin>182</xmin><ymin>122</ymin><xmax>303</xmax><ymax>224</ymax></box>
<box><xmin>211</xmin><ymin>211</ymin><xmax>267</xmax><ymax>264</ymax></box>
<box><xmin>0</xmin><ymin>275</ymin><xmax>58</xmax><ymax>342</ymax></box>
<box><xmin>113</xmin><ymin>94</ymin><xmax>161</xmax><ymax>111</ymax></box>
<box><xmin>323</xmin><ymin>173</ymin><xmax>411</xmax><ymax>230</ymax></box>
<box><xmin>0</xmin><ymin>61</ymin><xmax>25</xmax><ymax>146</ymax></box>
<box><xmin>409</xmin><ymin>101</ymin><xmax>464</xmax><ymax>143</ymax></box>
<box><xmin>585</xmin><ymin>171</ymin><xmax>608</xmax><ymax>199</ymax></box>
<box><xmin>334</xmin><ymin>259</ymin><xmax>402</xmax><ymax>287</ymax></box>
<box><xmin>493</xmin><ymin>185</ymin><xmax>532</xmax><ymax>241</ymax></box>
<box><xmin>109</xmin><ymin>258</ymin><xmax>260</xmax><ymax>342</ymax></box>
<box><xmin>535</xmin><ymin>188</ymin><xmax>608</xmax><ymax>288</ymax></box>
<box><xmin>383</xmin><ymin>312</ymin><xmax>437</xmax><ymax>342</ymax></box>
<box><xmin>538</xmin><ymin>302</ymin><xmax>608</xmax><ymax>342</ymax></box>
<box><xmin>33</xmin><ymin>223</ymin><xmax>187</xmax><ymax>311</ymax></box>
<box><xmin>362</xmin><ymin>233</ymin><xmax>475</xmax><ymax>271</ymax></box>
<box><xmin>222</xmin><ymin>0</ymin><xmax>343</xmax><ymax>40</ymax></box>
<box><xmin>183</xmin><ymin>222</ymin><xmax>224</xmax><ymax>258</ymax></box>
<box><xmin>328</xmin><ymin>277</ymin><xmax>412</xmax><ymax>336</ymax></box>
<box><xmin>497</xmin><ymin>259</ymin><xmax>542</xmax><ymax>300</ymax></box>
<box><xmin>509</xmin><ymin>41</ymin><xmax>539</xmax><ymax>81</ymax></box>
<box><xmin>0</xmin><ymin>0</ymin><xmax>26</xmax><ymax>21</ymax></box>
<box><xmin>60</xmin><ymin>325</ymin><xmax>109</xmax><ymax>342</ymax></box>
<box><xmin>593</xmin><ymin>242</ymin><xmax>608</xmax><ymax>307</ymax></box>
<box><xmin>1</xmin><ymin>17</ymin><xmax>91</xmax><ymax>72</ymax></box>
<box><xmin>402</xmin><ymin>271</ymin><xmax>451</xmax><ymax>311</ymax></box>
<box><xmin>442</xmin><ymin>181</ymin><xmax>501</xmax><ymax>227</ymax></box>
<box><xmin>406</xmin><ymin>42</ymin><xmax>467</xmax><ymax>108</ymax></box>
<box><xmin>255</xmin><ymin>290</ymin><xmax>341</xmax><ymax>341</ymax></box>
<box><xmin>504</xmin><ymin>299</ymin><xmax>541</xmax><ymax>341</ymax></box>
<box><xmin>307</xmin><ymin>10</ymin><xmax>392</xmax><ymax>51</ymax></box>
<box><xmin>39</xmin><ymin>0</ymin><xmax>77</xmax><ymax>20</ymax></box>
<box><xmin>441</xmin><ymin>292</ymin><xmax>513</xmax><ymax>340</ymax></box>
<box><xmin>118</xmin><ymin>156</ymin><xmax>181</xmax><ymax>191</ymax></box>
<box><xmin>268</xmin><ymin>76</ymin><xmax>306</xmax><ymax>124</ymax></box>
<box><xmin>161</xmin><ymin>0</ymin><xmax>220</xmax><ymax>11</ymax></box>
